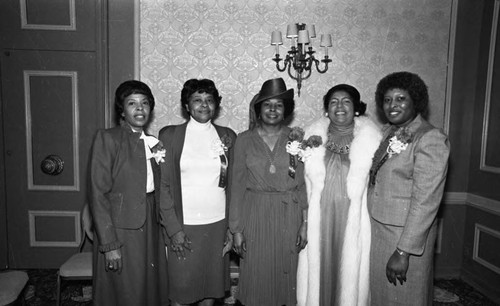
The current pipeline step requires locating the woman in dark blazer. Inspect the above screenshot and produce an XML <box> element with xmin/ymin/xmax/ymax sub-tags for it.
<box><xmin>89</xmin><ymin>80</ymin><xmax>169</xmax><ymax>305</ymax></box>
<box><xmin>159</xmin><ymin>79</ymin><xmax>236</xmax><ymax>306</ymax></box>
<box><xmin>368</xmin><ymin>71</ymin><xmax>450</xmax><ymax>305</ymax></box>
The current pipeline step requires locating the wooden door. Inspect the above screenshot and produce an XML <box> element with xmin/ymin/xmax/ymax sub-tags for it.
<box><xmin>0</xmin><ymin>0</ymin><xmax>104</xmax><ymax>268</ymax></box>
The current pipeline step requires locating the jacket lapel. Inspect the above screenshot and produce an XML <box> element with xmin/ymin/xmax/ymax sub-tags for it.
<box><xmin>372</xmin><ymin>124</ymin><xmax>394</xmax><ymax>168</ymax></box>
<box><xmin>369</xmin><ymin>115</ymin><xmax>423</xmax><ymax>186</ymax></box>
<box><xmin>213</xmin><ymin>124</ymin><xmax>230</xmax><ymax>188</ymax></box>
<box><xmin>172</xmin><ymin>122</ymin><xmax>188</xmax><ymax>165</ymax></box>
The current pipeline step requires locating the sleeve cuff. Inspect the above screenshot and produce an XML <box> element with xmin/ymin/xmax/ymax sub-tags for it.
<box><xmin>98</xmin><ymin>241</ymin><xmax>122</xmax><ymax>253</ymax></box>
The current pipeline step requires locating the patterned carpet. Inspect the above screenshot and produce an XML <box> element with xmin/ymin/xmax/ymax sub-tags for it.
<box><xmin>18</xmin><ymin>269</ymin><xmax>497</xmax><ymax>305</ymax></box>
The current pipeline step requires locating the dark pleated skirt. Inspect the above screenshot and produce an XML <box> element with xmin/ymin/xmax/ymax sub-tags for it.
<box><xmin>167</xmin><ymin>219</ymin><xmax>229</xmax><ymax>304</ymax></box>
<box><xmin>92</xmin><ymin>193</ymin><xmax>169</xmax><ymax>306</ymax></box>
<box><xmin>237</xmin><ymin>190</ymin><xmax>302</xmax><ymax>306</ymax></box>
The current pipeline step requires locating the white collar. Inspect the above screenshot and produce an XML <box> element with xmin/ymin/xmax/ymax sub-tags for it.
<box><xmin>140</xmin><ymin>131</ymin><xmax>159</xmax><ymax>149</ymax></box>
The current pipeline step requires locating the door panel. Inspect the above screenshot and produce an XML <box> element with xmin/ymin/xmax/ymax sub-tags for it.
<box><xmin>0</xmin><ymin>0</ymin><xmax>96</xmax><ymax>51</ymax></box>
<box><xmin>1</xmin><ymin>49</ymin><xmax>100</xmax><ymax>268</ymax></box>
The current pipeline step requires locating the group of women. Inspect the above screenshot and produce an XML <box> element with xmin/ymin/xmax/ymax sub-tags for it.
<box><xmin>88</xmin><ymin>71</ymin><xmax>449</xmax><ymax>306</ymax></box>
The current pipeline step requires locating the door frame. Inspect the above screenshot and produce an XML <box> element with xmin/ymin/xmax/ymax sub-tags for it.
<box><xmin>0</xmin><ymin>0</ymin><xmax>137</xmax><ymax>268</ymax></box>
<box><xmin>0</xmin><ymin>63</ymin><xmax>8</xmax><ymax>268</ymax></box>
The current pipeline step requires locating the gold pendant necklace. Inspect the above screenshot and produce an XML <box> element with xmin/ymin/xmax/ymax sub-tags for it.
<box><xmin>258</xmin><ymin>129</ymin><xmax>282</xmax><ymax>174</ymax></box>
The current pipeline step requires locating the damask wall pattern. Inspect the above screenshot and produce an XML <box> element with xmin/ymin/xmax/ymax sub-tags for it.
<box><xmin>140</xmin><ymin>0</ymin><xmax>453</xmax><ymax>135</ymax></box>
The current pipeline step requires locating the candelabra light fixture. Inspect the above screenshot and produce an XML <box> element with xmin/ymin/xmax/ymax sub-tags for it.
<box><xmin>271</xmin><ymin>23</ymin><xmax>332</xmax><ymax>96</ymax></box>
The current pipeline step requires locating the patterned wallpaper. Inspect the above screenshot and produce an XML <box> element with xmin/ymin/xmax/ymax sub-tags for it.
<box><xmin>140</xmin><ymin>0</ymin><xmax>453</xmax><ymax>135</ymax></box>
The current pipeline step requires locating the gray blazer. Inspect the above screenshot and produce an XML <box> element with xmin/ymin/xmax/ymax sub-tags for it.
<box><xmin>368</xmin><ymin>114</ymin><xmax>450</xmax><ymax>255</ymax></box>
<box><xmin>88</xmin><ymin>125</ymin><xmax>162</xmax><ymax>252</ymax></box>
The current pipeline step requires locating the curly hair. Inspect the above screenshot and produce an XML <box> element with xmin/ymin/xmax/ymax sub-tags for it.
<box><xmin>374</xmin><ymin>71</ymin><xmax>429</xmax><ymax>117</ymax></box>
<box><xmin>114</xmin><ymin>80</ymin><xmax>155</xmax><ymax>124</ymax></box>
<box><xmin>181</xmin><ymin>79</ymin><xmax>221</xmax><ymax>112</ymax></box>
<box><xmin>323</xmin><ymin>84</ymin><xmax>367</xmax><ymax>116</ymax></box>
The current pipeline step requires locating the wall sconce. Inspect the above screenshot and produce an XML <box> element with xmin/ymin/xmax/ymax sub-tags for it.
<box><xmin>271</xmin><ymin>23</ymin><xmax>332</xmax><ymax>96</ymax></box>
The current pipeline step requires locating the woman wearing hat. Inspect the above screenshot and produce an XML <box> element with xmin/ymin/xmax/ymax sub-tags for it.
<box><xmin>229</xmin><ymin>78</ymin><xmax>308</xmax><ymax>306</ymax></box>
<box><xmin>296</xmin><ymin>84</ymin><xmax>382</xmax><ymax>306</ymax></box>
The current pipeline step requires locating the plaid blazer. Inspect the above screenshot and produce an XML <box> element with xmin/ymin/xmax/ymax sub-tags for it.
<box><xmin>367</xmin><ymin>115</ymin><xmax>450</xmax><ymax>255</ymax></box>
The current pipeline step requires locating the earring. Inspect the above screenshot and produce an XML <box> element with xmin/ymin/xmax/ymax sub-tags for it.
<box><xmin>355</xmin><ymin>112</ymin><xmax>360</xmax><ymax>116</ymax></box>
<box><xmin>325</xmin><ymin>112</ymin><xmax>328</xmax><ymax>117</ymax></box>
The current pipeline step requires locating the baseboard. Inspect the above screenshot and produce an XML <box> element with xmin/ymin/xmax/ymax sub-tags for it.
<box><xmin>461</xmin><ymin>268</ymin><xmax>500</xmax><ymax>304</ymax></box>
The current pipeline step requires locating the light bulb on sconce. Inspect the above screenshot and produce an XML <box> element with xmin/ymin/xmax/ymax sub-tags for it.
<box><xmin>271</xmin><ymin>23</ymin><xmax>332</xmax><ymax>96</ymax></box>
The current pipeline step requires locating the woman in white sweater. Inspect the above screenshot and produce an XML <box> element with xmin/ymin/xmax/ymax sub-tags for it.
<box><xmin>159</xmin><ymin>79</ymin><xmax>237</xmax><ymax>306</ymax></box>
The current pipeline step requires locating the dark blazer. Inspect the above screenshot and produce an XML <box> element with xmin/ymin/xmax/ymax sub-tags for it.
<box><xmin>158</xmin><ymin>121</ymin><xmax>237</xmax><ymax>239</ymax></box>
<box><xmin>368</xmin><ymin>115</ymin><xmax>450</xmax><ymax>255</ymax></box>
<box><xmin>88</xmin><ymin>125</ymin><xmax>161</xmax><ymax>252</ymax></box>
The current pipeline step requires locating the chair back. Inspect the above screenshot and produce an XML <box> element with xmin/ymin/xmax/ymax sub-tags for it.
<box><xmin>79</xmin><ymin>203</ymin><xmax>93</xmax><ymax>252</ymax></box>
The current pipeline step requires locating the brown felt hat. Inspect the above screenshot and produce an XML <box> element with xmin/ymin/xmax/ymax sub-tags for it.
<box><xmin>249</xmin><ymin>78</ymin><xmax>295</xmax><ymax>129</ymax></box>
<box><xmin>253</xmin><ymin>78</ymin><xmax>294</xmax><ymax>105</ymax></box>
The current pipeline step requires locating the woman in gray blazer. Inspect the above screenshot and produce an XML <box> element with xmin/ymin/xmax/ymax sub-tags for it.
<box><xmin>89</xmin><ymin>80</ymin><xmax>169</xmax><ymax>305</ymax></box>
<box><xmin>368</xmin><ymin>71</ymin><xmax>450</xmax><ymax>305</ymax></box>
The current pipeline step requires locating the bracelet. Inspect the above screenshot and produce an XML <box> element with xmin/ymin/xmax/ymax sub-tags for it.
<box><xmin>396</xmin><ymin>248</ymin><xmax>407</xmax><ymax>256</ymax></box>
<box><xmin>302</xmin><ymin>219</ymin><xmax>308</xmax><ymax>223</ymax></box>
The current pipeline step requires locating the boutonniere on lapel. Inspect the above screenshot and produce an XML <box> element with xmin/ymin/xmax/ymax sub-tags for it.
<box><xmin>386</xmin><ymin>127</ymin><xmax>412</xmax><ymax>158</ymax></box>
<box><xmin>141</xmin><ymin>133</ymin><xmax>165</xmax><ymax>164</ymax></box>
<box><xmin>300</xmin><ymin>135</ymin><xmax>323</xmax><ymax>162</ymax></box>
<box><xmin>286</xmin><ymin>127</ymin><xmax>305</xmax><ymax>179</ymax></box>
<box><xmin>286</xmin><ymin>127</ymin><xmax>323</xmax><ymax>178</ymax></box>
<box><xmin>212</xmin><ymin>134</ymin><xmax>232</xmax><ymax>156</ymax></box>
<box><xmin>151</xmin><ymin>141</ymin><xmax>166</xmax><ymax>164</ymax></box>
<box><xmin>212</xmin><ymin>134</ymin><xmax>233</xmax><ymax>188</ymax></box>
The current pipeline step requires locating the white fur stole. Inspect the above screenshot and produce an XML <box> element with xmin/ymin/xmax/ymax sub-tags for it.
<box><xmin>296</xmin><ymin>116</ymin><xmax>382</xmax><ymax>306</ymax></box>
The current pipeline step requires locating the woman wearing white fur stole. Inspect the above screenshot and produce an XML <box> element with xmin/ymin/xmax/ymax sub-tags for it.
<box><xmin>296</xmin><ymin>84</ymin><xmax>382</xmax><ymax>306</ymax></box>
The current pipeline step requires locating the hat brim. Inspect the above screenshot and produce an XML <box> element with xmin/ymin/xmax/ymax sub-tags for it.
<box><xmin>254</xmin><ymin>88</ymin><xmax>294</xmax><ymax>105</ymax></box>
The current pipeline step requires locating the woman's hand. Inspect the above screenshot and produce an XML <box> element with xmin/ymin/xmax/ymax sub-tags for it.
<box><xmin>296</xmin><ymin>222</ymin><xmax>308</xmax><ymax>251</ymax></box>
<box><xmin>170</xmin><ymin>230</ymin><xmax>192</xmax><ymax>260</ymax></box>
<box><xmin>232</xmin><ymin>232</ymin><xmax>246</xmax><ymax>258</ymax></box>
<box><xmin>105</xmin><ymin>249</ymin><xmax>122</xmax><ymax>273</ymax></box>
<box><xmin>386</xmin><ymin>249</ymin><xmax>409</xmax><ymax>285</ymax></box>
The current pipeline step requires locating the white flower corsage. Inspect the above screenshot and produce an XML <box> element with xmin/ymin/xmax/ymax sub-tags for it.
<box><xmin>298</xmin><ymin>146</ymin><xmax>313</xmax><ymax>162</ymax></box>
<box><xmin>286</xmin><ymin>140</ymin><xmax>302</xmax><ymax>155</ymax></box>
<box><xmin>212</xmin><ymin>139</ymin><xmax>225</xmax><ymax>156</ymax></box>
<box><xmin>386</xmin><ymin>127</ymin><xmax>412</xmax><ymax>158</ymax></box>
<box><xmin>151</xmin><ymin>148</ymin><xmax>166</xmax><ymax>164</ymax></box>
<box><xmin>212</xmin><ymin>134</ymin><xmax>233</xmax><ymax>157</ymax></box>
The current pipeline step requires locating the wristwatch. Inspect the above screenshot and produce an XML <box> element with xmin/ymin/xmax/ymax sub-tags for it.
<box><xmin>396</xmin><ymin>248</ymin><xmax>408</xmax><ymax>256</ymax></box>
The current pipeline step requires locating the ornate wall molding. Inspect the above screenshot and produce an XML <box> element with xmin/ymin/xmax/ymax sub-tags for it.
<box><xmin>473</xmin><ymin>223</ymin><xmax>500</xmax><ymax>275</ymax></box>
<box><xmin>480</xmin><ymin>0</ymin><xmax>500</xmax><ymax>174</ymax></box>
<box><xmin>29</xmin><ymin>210</ymin><xmax>80</xmax><ymax>247</ymax></box>
<box><xmin>443</xmin><ymin>192</ymin><xmax>500</xmax><ymax>216</ymax></box>
<box><xmin>24</xmin><ymin>70</ymin><xmax>80</xmax><ymax>191</ymax></box>
<box><xmin>20</xmin><ymin>0</ymin><xmax>76</xmax><ymax>31</ymax></box>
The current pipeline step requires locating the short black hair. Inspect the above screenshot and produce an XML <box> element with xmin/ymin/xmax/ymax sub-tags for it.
<box><xmin>375</xmin><ymin>71</ymin><xmax>429</xmax><ymax>117</ymax></box>
<box><xmin>181</xmin><ymin>79</ymin><xmax>221</xmax><ymax>112</ymax></box>
<box><xmin>114</xmin><ymin>80</ymin><xmax>155</xmax><ymax>124</ymax></box>
<box><xmin>323</xmin><ymin>83</ymin><xmax>367</xmax><ymax>116</ymax></box>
